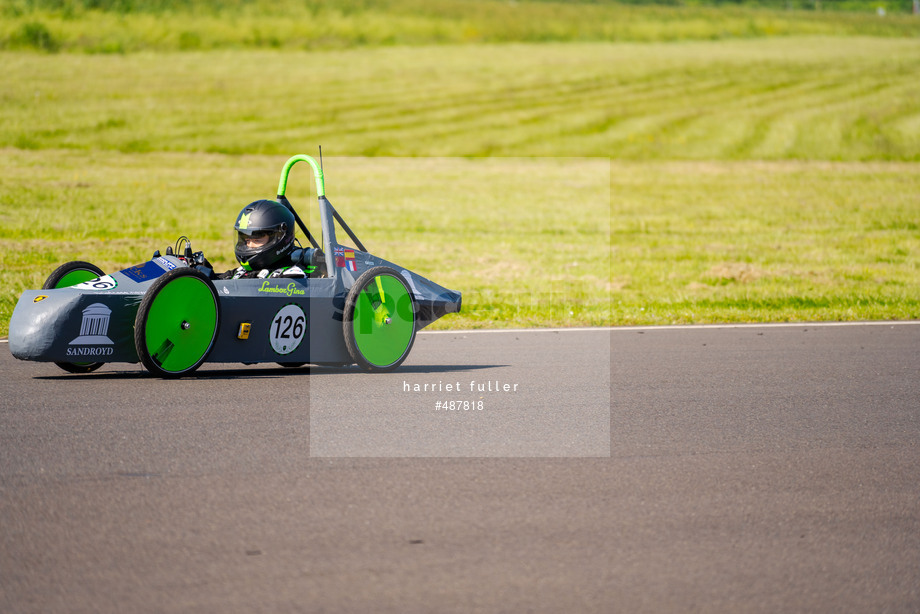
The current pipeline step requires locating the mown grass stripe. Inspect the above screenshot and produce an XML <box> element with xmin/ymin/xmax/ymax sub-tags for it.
<box><xmin>5</xmin><ymin>39</ymin><xmax>920</xmax><ymax>159</ymax></box>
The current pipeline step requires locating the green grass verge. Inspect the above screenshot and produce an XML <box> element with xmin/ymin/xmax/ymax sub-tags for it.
<box><xmin>610</xmin><ymin>160</ymin><xmax>920</xmax><ymax>324</ymax></box>
<box><xmin>2</xmin><ymin>150</ymin><xmax>918</xmax><ymax>336</ymax></box>
<box><xmin>2</xmin><ymin>0</ymin><xmax>919</xmax><ymax>53</ymax></box>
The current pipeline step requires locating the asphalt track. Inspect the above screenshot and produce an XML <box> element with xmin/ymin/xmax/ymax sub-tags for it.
<box><xmin>1</xmin><ymin>322</ymin><xmax>918</xmax><ymax>613</ymax></box>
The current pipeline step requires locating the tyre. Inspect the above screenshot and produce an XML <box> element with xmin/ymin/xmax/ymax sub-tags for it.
<box><xmin>44</xmin><ymin>261</ymin><xmax>106</xmax><ymax>374</ymax></box>
<box><xmin>43</xmin><ymin>260</ymin><xmax>105</xmax><ymax>290</ymax></box>
<box><xmin>343</xmin><ymin>266</ymin><xmax>416</xmax><ymax>372</ymax></box>
<box><xmin>134</xmin><ymin>267</ymin><xmax>220</xmax><ymax>378</ymax></box>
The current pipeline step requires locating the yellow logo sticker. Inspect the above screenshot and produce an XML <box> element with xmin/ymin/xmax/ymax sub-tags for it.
<box><xmin>33</xmin><ymin>295</ymin><xmax>48</xmax><ymax>303</ymax></box>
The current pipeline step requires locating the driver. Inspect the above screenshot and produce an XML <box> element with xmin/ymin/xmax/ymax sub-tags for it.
<box><xmin>216</xmin><ymin>199</ymin><xmax>308</xmax><ymax>280</ymax></box>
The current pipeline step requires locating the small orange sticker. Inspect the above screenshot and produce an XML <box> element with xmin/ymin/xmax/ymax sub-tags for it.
<box><xmin>33</xmin><ymin>295</ymin><xmax>48</xmax><ymax>303</ymax></box>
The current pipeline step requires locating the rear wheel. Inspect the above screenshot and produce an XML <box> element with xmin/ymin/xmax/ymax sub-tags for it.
<box><xmin>134</xmin><ymin>267</ymin><xmax>220</xmax><ymax>378</ymax></box>
<box><xmin>44</xmin><ymin>260</ymin><xmax>104</xmax><ymax>290</ymax></box>
<box><xmin>344</xmin><ymin>266</ymin><xmax>416</xmax><ymax>372</ymax></box>
<box><xmin>44</xmin><ymin>261</ymin><xmax>106</xmax><ymax>374</ymax></box>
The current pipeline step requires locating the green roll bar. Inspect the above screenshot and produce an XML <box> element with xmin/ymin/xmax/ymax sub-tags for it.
<box><xmin>275</xmin><ymin>153</ymin><xmax>367</xmax><ymax>254</ymax></box>
<box><xmin>277</xmin><ymin>154</ymin><xmax>324</xmax><ymax>198</ymax></box>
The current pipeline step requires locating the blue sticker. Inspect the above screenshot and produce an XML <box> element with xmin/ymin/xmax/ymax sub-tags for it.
<box><xmin>120</xmin><ymin>261</ymin><xmax>167</xmax><ymax>283</ymax></box>
<box><xmin>155</xmin><ymin>256</ymin><xmax>177</xmax><ymax>271</ymax></box>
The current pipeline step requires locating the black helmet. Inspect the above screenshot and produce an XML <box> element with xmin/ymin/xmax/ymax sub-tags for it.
<box><xmin>234</xmin><ymin>200</ymin><xmax>296</xmax><ymax>271</ymax></box>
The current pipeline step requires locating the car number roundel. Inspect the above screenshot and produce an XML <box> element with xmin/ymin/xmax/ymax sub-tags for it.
<box><xmin>73</xmin><ymin>275</ymin><xmax>118</xmax><ymax>291</ymax></box>
<box><xmin>269</xmin><ymin>304</ymin><xmax>306</xmax><ymax>355</ymax></box>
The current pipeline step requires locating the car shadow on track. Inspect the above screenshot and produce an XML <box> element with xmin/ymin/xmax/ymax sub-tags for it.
<box><xmin>33</xmin><ymin>363</ymin><xmax>504</xmax><ymax>381</ymax></box>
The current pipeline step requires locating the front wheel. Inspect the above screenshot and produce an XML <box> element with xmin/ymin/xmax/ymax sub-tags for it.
<box><xmin>44</xmin><ymin>261</ymin><xmax>106</xmax><ymax>374</ymax></box>
<box><xmin>134</xmin><ymin>267</ymin><xmax>220</xmax><ymax>378</ymax></box>
<box><xmin>343</xmin><ymin>266</ymin><xmax>416</xmax><ymax>372</ymax></box>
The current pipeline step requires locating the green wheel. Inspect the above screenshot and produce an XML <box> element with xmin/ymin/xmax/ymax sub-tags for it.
<box><xmin>44</xmin><ymin>261</ymin><xmax>106</xmax><ymax>374</ymax></box>
<box><xmin>134</xmin><ymin>267</ymin><xmax>220</xmax><ymax>378</ymax></box>
<box><xmin>344</xmin><ymin>266</ymin><xmax>416</xmax><ymax>372</ymax></box>
<box><xmin>44</xmin><ymin>260</ymin><xmax>105</xmax><ymax>290</ymax></box>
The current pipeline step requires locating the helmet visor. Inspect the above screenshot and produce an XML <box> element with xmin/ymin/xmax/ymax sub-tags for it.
<box><xmin>238</xmin><ymin>230</ymin><xmax>271</xmax><ymax>249</ymax></box>
<box><xmin>235</xmin><ymin>228</ymin><xmax>286</xmax><ymax>262</ymax></box>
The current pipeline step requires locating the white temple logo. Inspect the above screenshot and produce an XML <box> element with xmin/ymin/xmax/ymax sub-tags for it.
<box><xmin>70</xmin><ymin>303</ymin><xmax>114</xmax><ymax>345</ymax></box>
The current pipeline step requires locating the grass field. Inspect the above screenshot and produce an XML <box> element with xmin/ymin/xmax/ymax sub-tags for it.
<box><xmin>3</xmin><ymin>0</ymin><xmax>919</xmax><ymax>53</ymax></box>
<box><xmin>2</xmin><ymin>8</ymin><xmax>919</xmax><ymax>333</ymax></box>
<box><xmin>3</xmin><ymin>38</ymin><xmax>919</xmax><ymax>159</ymax></box>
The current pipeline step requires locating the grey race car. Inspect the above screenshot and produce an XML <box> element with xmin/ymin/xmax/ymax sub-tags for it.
<box><xmin>8</xmin><ymin>154</ymin><xmax>461</xmax><ymax>377</ymax></box>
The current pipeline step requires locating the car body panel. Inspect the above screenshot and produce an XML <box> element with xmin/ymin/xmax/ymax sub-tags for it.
<box><xmin>10</xmin><ymin>251</ymin><xmax>460</xmax><ymax>367</ymax></box>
